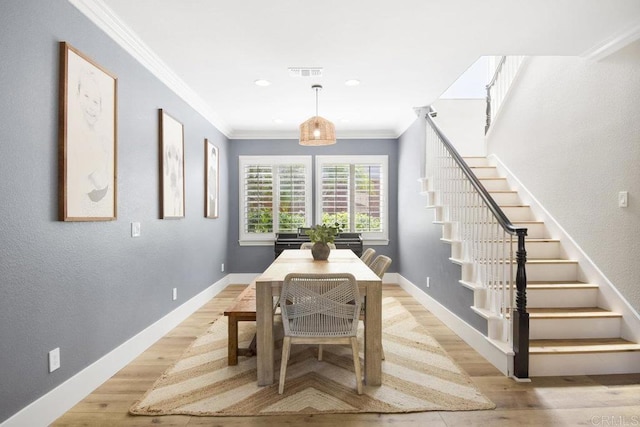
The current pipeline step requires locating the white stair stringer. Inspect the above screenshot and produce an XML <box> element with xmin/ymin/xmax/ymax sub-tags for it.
<box><xmin>425</xmin><ymin>156</ymin><xmax>640</xmax><ymax>377</ymax></box>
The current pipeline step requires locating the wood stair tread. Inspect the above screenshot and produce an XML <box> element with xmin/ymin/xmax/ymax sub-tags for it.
<box><xmin>530</xmin><ymin>338</ymin><xmax>640</xmax><ymax>354</ymax></box>
<box><xmin>528</xmin><ymin>307</ymin><xmax>621</xmax><ymax>318</ymax></box>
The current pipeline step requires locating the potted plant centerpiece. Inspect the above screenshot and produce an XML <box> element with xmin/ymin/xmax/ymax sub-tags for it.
<box><xmin>305</xmin><ymin>222</ymin><xmax>342</xmax><ymax>261</ymax></box>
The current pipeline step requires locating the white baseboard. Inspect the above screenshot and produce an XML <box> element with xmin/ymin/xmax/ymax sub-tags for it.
<box><xmin>1</xmin><ymin>276</ymin><xmax>233</xmax><ymax>427</ymax></box>
<box><xmin>396</xmin><ymin>274</ymin><xmax>511</xmax><ymax>376</ymax></box>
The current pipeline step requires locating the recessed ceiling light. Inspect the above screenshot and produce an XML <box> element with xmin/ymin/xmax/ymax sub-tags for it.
<box><xmin>345</xmin><ymin>79</ymin><xmax>360</xmax><ymax>86</ymax></box>
<box><xmin>254</xmin><ymin>79</ymin><xmax>271</xmax><ymax>87</ymax></box>
<box><xmin>273</xmin><ymin>118</ymin><xmax>284</xmax><ymax>124</ymax></box>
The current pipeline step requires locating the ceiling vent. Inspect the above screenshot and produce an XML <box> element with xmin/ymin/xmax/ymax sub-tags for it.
<box><xmin>288</xmin><ymin>67</ymin><xmax>323</xmax><ymax>78</ymax></box>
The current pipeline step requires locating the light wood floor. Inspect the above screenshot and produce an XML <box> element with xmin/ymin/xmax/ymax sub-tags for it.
<box><xmin>53</xmin><ymin>284</ymin><xmax>640</xmax><ymax>426</ymax></box>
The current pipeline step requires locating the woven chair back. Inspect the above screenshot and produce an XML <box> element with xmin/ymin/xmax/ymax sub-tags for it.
<box><xmin>360</xmin><ymin>248</ymin><xmax>376</xmax><ymax>266</ymax></box>
<box><xmin>369</xmin><ymin>255</ymin><xmax>392</xmax><ymax>279</ymax></box>
<box><xmin>280</xmin><ymin>273</ymin><xmax>361</xmax><ymax>338</ymax></box>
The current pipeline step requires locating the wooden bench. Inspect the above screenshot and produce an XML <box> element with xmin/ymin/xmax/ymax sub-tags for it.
<box><xmin>223</xmin><ymin>282</ymin><xmax>259</xmax><ymax>365</ymax></box>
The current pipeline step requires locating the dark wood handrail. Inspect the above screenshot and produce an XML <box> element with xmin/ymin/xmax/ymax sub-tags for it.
<box><xmin>425</xmin><ymin>109</ymin><xmax>529</xmax><ymax>379</ymax></box>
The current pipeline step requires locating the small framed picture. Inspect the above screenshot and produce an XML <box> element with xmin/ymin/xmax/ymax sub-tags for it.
<box><xmin>205</xmin><ymin>139</ymin><xmax>219</xmax><ymax>218</ymax></box>
<box><xmin>58</xmin><ymin>41</ymin><xmax>117</xmax><ymax>221</ymax></box>
<box><xmin>159</xmin><ymin>109</ymin><xmax>185</xmax><ymax>219</ymax></box>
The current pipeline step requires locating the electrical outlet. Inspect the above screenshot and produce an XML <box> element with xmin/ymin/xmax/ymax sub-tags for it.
<box><xmin>172</xmin><ymin>288</ymin><xmax>177</xmax><ymax>301</ymax></box>
<box><xmin>221</xmin><ymin>263</ymin><xmax>225</xmax><ymax>272</ymax></box>
<box><xmin>619</xmin><ymin>191</ymin><xmax>628</xmax><ymax>208</ymax></box>
<box><xmin>426</xmin><ymin>277</ymin><xmax>430</xmax><ymax>288</ymax></box>
<box><xmin>49</xmin><ymin>348</ymin><xmax>60</xmax><ymax>373</ymax></box>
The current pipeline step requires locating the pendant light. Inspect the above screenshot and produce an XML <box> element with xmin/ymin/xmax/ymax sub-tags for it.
<box><xmin>299</xmin><ymin>84</ymin><xmax>336</xmax><ymax>146</ymax></box>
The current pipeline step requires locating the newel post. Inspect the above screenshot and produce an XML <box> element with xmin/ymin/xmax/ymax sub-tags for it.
<box><xmin>513</xmin><ymin>229</ymin><xmax>529</xmax><ymax>379</ymax></box>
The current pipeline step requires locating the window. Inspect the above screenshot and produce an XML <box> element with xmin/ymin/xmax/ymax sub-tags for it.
<box><xmin>316</xmin><ymin>155</ymin><xmax>388</xmax><ymax>245</ymax></box>
<box><xmin>239</xmin><ymin>156</ymin><xmax>312</xmax><ymax>245</ymax></box>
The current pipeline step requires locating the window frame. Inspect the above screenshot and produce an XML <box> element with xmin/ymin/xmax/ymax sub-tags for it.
<box><xmin>238</xmin><ymin>155</ymin><xmax>312</xmax><ymax>246</ymax></box>
<box><xmin>315</xmin><ymin>155</ymin><xmax>389</xmax><ymax>245</ymax></box>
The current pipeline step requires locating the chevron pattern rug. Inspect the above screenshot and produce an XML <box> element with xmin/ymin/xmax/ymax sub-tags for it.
<box><xmin>129</xmin><ymin>297</ymin><xmax>495</xmax><ymax>416</ymax></box>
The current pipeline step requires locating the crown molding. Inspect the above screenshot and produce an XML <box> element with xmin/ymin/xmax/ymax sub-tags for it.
<box><xmin>228</xmin><ymin>128</ymin><xmax>399</xmax><ymax>140</ymax></box>
<box><xmin>581</xmin><ymin>21</ymin><xmax>640</xmax><ymax>61</ymax></box>
<box><xmin>68</xmin><ymin>0</ymin><xmax>232</xmax><ymax>137</ymax></box>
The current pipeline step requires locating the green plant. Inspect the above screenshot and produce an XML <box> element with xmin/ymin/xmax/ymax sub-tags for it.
<box><xmin>305</xmin><ymin>222</ymin><xmax>342</xmax><ymax>244</ymax></box>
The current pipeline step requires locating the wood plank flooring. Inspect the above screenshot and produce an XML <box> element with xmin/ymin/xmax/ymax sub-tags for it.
<box><xmin>53</xmin><ymin>284</ymin><xmax>640</xmax><ymax>426</ymax></box>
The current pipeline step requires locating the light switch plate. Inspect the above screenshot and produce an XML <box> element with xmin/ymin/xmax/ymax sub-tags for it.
<box><xmin>49</xmin><ymin>348</ymin><xmax>60</xmax><ymax>373</ymax></box>
<box><xmin>619</xmin><ymin>191</ymin><xmax>628</xmax><ymax>208</ymax></box>
<box><xmin>131</xmin><ymin>222</ymin><xmax>141</xmax><ymax>237</ymax></box>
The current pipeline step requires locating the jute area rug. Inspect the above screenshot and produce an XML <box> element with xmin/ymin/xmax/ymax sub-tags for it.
<box><xmin>129</xmin><ymin>297</ymin><xmax>495</xmax><ymax>416</ymax></box>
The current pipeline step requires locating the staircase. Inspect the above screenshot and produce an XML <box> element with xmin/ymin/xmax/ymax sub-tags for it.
<box><xmin>438</xmin><ymin>156</ymin><xmax>640</xmax><ymax>376</ymax></box>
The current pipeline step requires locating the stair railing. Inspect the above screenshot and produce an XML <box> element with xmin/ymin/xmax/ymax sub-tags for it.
<box><xmin>485</xmin><ymin>56</ymin><xmax>525</xmax><ymax>134</ymax></box>
<box><xmin>425</xmin><ymin>109</ymin><xmax>529</xmax><ymax>378</ymax></box>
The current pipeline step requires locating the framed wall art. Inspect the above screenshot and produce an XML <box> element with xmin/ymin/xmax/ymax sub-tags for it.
<box><xmin>159</xmin><ymin>109</ymin><xmax>185</xmax><ymax>219</ymax></box>
<box><xmin>205</xmin><ymin>139</ymin><xmax>219</xmax><ymax>218</ymax></box>
<box><xmin>58</xmin><ymin>41</ymin><xmax>117</xmax><ymax>221</ymax></box>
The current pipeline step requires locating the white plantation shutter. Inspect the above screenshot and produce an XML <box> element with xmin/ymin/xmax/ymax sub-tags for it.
<box><xmin>316</xmin><ymin>156</ymin><xmax>388</xmax><ymax>244</ymax></box>
<box><xmin>277</xmin><ymin>164</ymin><xmax>308</xmax><ymax>232</ymax></box>
<box><xmin>243</xmin><ymin>165</ymin><xmax>273</xmax><ymax>234</ymax></box>
<box><xmin>239</xmin><ymin>156</ymin><xmax>312</xmax><ymax>244</ymax></box>
<box><xmin>354</xmin><ymin>164</ymin><xmax>383</xmax><ymax>232</ymax></box>
<box><xmin>320</xmin><ymin>164</ymin><xmax>350</xmax><ymax>228</ymax></box>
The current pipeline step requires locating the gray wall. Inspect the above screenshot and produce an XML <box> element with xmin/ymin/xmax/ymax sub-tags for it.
<box><xmin>227</xmin><ymin>138</ymin><xmax>399</xmax><ymax>273</ymax></box>
<box><xmin>396</xmin><ymin>118</ymin><xmax>487</xmax><ymax>333</ymax></box>
<box><xmin>0</xmin><ymin>0</ymin><xmax>229</xmax><ymax>422</ymax></box>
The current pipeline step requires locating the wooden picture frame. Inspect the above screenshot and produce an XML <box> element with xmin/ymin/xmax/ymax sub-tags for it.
<box><xmin>205</xmin><ymin>139</ymin><xmax>219</xmax><ymax>218</ymax></box>
<box><xmin>159</xmin><ymin>109</ymin><xmax>185</xmax><ymax>219</ymax></box>
<box><xmin>58</xmin><ymin>41</ymin><xmax>117</xmax><ymax>221</ymax></box>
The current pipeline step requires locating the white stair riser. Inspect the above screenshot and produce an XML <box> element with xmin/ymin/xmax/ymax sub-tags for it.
<box><xmin>459</xmin><ymin>261</ymin><xmax>578</xmax><ymax>283</ymax></box>
<box><xmin>492</xmin><ymin>192</ymin><xmax>522</xmax><ymax>205</ymax></box>
<box><xmin>463</xmin><ymin>157</ymin><xmax>490</xmax><ymax>167</ymax></box>
<box><xmin>479</xmin><ymin>179</ymin><xmax>511</xmax><ymax>191</ymax></box>
<box><xmin>501</xmin><ymin>206</ymin><xmax>535</xmax><ymax>221</ymax></box>
<box><xmin>530</xmin><ymin>317</ymin><xmax>621</xmax><ymax>340</ymax></box>
<box><xmin>526</xmin><ymin>262</ymin><xmax>578</xmax><ymax>282</ymax></box>
<box><xmin>528</xmin><ymin>288</ymin><xmax>598</xmax><ymax>308</ymax></box>
<box><xmin>470</xmin><ymin>167</ymin><xmax>500</xmax><ymax>178</ymax></box>
<box><xmin>525</xmin><ymin>241</ymin><xmax>561</xmax><ymax>259</ymax></box>
<box><xmin>530</xmin><ymin>351</ymin><xmax>640</xmax><ymax>376</ymax></box>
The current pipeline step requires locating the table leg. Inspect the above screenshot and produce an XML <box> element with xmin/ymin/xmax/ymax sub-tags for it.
<box><xmin>256</xmin><ymin>281</ymin><xmax>274</xmax><ymax>385</ymax></box>
<box><xmin>227</xmin><ymin>316</ymin><xmax>238</xmax><ymax>366</ymax></box>
<box><xmin>364</xmin><ymin>282</ymin><xmax>382</xmax><ymax>385</ymax></box>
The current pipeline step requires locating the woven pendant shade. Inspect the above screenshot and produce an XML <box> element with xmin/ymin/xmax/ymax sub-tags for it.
<box><xmin>299</xmin><ymin>84</ymin><xmax>336</xmax><ymax>146</ymax></box>
<box><xmin>299</xmin><ymin>115</ymin><xmax>336</xmax><ymax>146</ymax></box>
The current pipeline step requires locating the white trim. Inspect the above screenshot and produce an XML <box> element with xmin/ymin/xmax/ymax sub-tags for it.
<box><xmin>489</xmin><ymin>154</ymin><xmax>640</xmax><ymax>343</ymax></box>
<box><xmin>395</xmin><ymin>274</ymin><xmax>511</xmax><ymax>376</ymax></box>
<box><xmin>581</xmin><ymin>21</ymin><xmax>640</xmax><ymax>62</ymax></box>
<box><xmin>67</xmin><ymin>0</ymin><xmax>231</xmax><ymax>136</ymax></box>
<box><xmin>1</xmin><ymin>275</ymin><xmax>234</xmax><ymax>427</ymax></box>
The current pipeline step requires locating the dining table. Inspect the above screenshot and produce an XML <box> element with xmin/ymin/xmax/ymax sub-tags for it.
<box><xmin>254</xmin><ymin>249</ymin><xmax>383</xmax><ymax>386</ymax></box>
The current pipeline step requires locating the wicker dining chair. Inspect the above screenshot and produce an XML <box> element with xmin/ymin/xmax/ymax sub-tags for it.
<box><xmin>369</xmin><ymin>255</ymin><xmax>392</xmax><ymax>279</ymax></box>
<box><xmin>362</xmin><ymin>254</ymin><xmax>392</xmax><ymax>359</ymax></box>
<box><xmin>278</xmin><ymin>273</ymin><xmax>363</xmax><ymax>395</ymax></box>
<box><xmin>360</xmin><ymin>248</ymin><xmax>376</xmax><ymax>266</ymax></box>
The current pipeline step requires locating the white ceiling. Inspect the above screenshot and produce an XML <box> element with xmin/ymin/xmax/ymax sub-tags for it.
<box><xmin>86</xmin><ymin>0</ymin><xmax>640</xmax><ymax>139</ymax></box>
